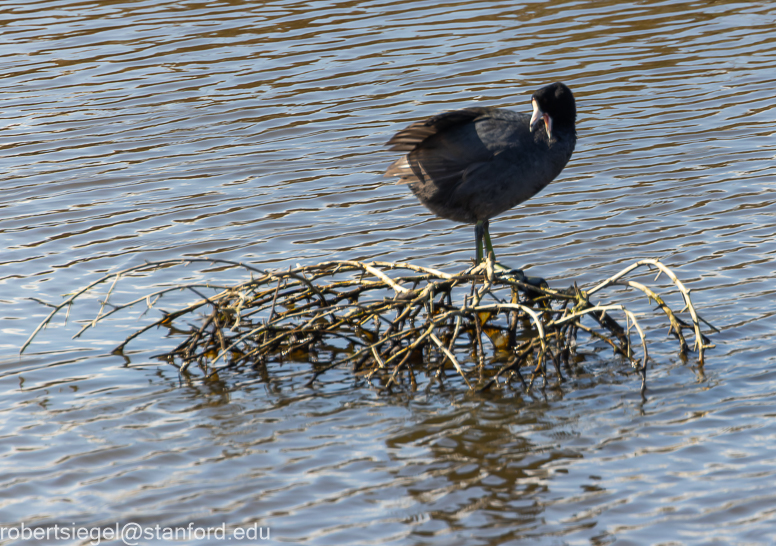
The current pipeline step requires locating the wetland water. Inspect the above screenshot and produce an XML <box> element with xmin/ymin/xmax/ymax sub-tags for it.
<box><xmin>2</xmin><ymin>0</ymin><xmax>776</xmax><ymax>544</ymax></box>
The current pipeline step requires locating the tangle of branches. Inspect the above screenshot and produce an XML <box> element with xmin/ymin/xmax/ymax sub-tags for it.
<box><xmin>22</xmin><ymin>257</ymin><xmax>716</xmax><ymax>394</ymax></box>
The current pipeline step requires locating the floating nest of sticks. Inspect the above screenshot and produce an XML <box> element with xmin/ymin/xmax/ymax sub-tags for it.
<box><xmin>23</xmin><ymin>257</ymin><xmax>716</xmax><ymax>394</ymax></box>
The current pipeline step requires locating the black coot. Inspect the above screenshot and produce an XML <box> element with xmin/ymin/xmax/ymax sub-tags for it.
<box><xmin>385</xmin><ymin>82</ymin><xmax>577</xmax><ymax>265</ymax></box>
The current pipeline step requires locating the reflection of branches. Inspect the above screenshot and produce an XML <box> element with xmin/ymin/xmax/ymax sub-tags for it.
<box><xmin>23</xmin><ymin>257</ymin><xmax>715</xmax><ymax>394</ymax></box>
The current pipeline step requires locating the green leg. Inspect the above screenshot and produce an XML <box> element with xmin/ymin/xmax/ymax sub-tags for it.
<box><xmin>483</xmin><ymin>220</ymin><xmax>496</xmax><ymax>263</ymax></box>
<box><xmin>475</xmin><ymin>220</ymin><xmax>545</xmax><ymax>286</ymax></box>
<box><xmin>475</xmin><ymin>220</ymin><xmax>484</xmax><ymax>264</ymax></box>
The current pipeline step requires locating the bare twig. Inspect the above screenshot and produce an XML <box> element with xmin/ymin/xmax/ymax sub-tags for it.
<box><xmin>22</xmin><ymin>257</ymin><xmax>713</xmax><ymax>394</ymax></box>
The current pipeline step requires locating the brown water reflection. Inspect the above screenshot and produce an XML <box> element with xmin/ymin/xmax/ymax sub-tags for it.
<box><xmin>2</xmin><ymin>0</ymin><xmax>776</xmax><ymax>544</ymax></box>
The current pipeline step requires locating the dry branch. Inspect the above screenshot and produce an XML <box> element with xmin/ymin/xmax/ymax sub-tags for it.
<box><xmin>22</xmin><ymin>257</ymin><xmax>715</xmax><ymax>393</ymax></box>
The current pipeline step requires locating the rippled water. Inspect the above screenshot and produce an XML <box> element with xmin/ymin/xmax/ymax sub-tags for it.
<box><xmin>2</xmin><ymin>0</ymin><xmax>776</xmax><ymax>543</ymax></box>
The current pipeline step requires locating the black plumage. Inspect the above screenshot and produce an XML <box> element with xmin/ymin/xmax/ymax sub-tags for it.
<box><xmin>385</xmin><ymin>82</ymin><xmax>577</xmax><ymax>264</ymax></box>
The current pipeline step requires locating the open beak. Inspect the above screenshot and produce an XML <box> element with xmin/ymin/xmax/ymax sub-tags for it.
<box><xmin>529</xmin><ymin>99</ymin><xmax>552</xmax><ymax>140</ymax></box>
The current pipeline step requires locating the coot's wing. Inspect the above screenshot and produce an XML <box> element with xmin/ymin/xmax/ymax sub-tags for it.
<box><xmin>384</xmin><ymin>108</ymin><xmax>499</xmax><ymax>186</ymax></box>
<box><xmin>386</xmin><ymin>108</ymin><xmax>488</xmax><ymax>152</ymax></box>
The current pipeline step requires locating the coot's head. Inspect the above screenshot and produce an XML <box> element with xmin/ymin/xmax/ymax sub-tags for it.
<box><xmin>529</xmin><ymin>82</ymin><xmax>576</xmax><ymax>140</ymax></box>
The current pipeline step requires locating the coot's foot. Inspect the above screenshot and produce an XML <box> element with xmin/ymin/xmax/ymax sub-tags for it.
<box><xmin>524</xmin><ymin>275</ymin><xmax>548</xmax><ymax>289</ymax></box>
<box><xmin>467</xmin><ymin>262</ymin><xmax>548</xmax><ymax>289</ymax></box>
<box><xmin>495</xmin><ymin>267</ymin><xmax>548</xmax><ymax>289</ymax></box>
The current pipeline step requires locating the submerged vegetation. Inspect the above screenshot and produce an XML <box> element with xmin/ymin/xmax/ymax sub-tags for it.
<box><xmin>23</xmin><ymin>257</ymin><xmax>716</xmax><ymax>394</ymax></box>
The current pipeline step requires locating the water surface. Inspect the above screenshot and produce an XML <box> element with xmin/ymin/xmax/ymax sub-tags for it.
<box><xmin>2</xmin><ymin>0</ymin><xmax>776</xmax><ymax>544</ymax></box>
